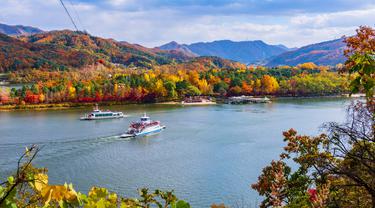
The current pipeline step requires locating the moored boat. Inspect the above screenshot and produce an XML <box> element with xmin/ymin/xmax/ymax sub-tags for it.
<box><xmin>120</xmin><ymin>113</ymin><xmax>166</xmax><ymax>138</ymax></box>
<box><xmin>80</xmin><ymin>105</ymin><xmax>125</xmax><ymax>120</ymax></box>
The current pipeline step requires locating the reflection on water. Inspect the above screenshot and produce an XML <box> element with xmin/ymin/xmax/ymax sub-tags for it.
<box><xmin>0</xmin><ymin>98</ymin><xmax>350</xmax><ymax>207</ymax></box>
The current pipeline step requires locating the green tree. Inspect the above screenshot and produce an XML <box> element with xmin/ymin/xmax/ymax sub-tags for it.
<box><xmin>344</xmin><ymin>26</ymin><xmax>375</xmax><ymax>100</ymax></box>
<box><xmin>186</xmin><ymin>85</ymin><xmax>201</xmax><ymax>96</ymax></box>
<box><xmin>164</xmin><ymin>80</ymin><xmax>177</xmax><ymax>98</ymax></box>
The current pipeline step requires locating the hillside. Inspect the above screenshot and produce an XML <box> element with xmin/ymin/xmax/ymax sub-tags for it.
<box><xmin>0</xmin><ymin>23</ymin><xmax>43</xmax><ymax>36</ymax></box>
<box><xmin>0</xmin><ymin>30</ymin><xmax>176</xmax><ymax>72</ymax></box>
<box><xmin>158</xmin><ymin>40</ymin><xmax>289</xmax><ymax>64</ymax></box>
<box><xmin>0</xmin><ymin>32</ymin><xmax>96</xmax><ymax>72</ymax></box>
<box><xmin>0</xmin><ymin>30</ymin><xmax>242</xmax><ymax>72</ymax></box>
<box><xmin>266</xmin><ymin>38</ymin><xmax>346</xmax><ymax>66</ymax></box>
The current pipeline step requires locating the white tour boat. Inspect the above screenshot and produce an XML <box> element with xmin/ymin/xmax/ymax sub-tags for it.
<box><xmin>80</xmin><ymin>105</ymin><xmax>125</xmax><ymax>120</ymax></box>
<box><xmin>120</xmin><ymin>113</ymin><xmax>166</xmax><ymax>138</ymax></box>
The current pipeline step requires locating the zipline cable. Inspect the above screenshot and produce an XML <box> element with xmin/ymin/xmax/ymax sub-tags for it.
<box><xmin>67</xmin><ymin>0</ymin><xmax>86</xmax><ymax>33</ymax></box>
<box><xmin>58</xmin><ymin>0</ymin><xmax>79</xmax><ymax>31</ymax></box>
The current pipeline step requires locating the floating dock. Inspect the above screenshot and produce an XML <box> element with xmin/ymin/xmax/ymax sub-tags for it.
<box><xmin>181</xmin><ymin>100</ymin><xmax>216</xmax><ymax>105</ymax></box>
<box><xmin>226</xmin><ymin>96</ymin><xmax>271</xmax><ymax>104</ymax></box>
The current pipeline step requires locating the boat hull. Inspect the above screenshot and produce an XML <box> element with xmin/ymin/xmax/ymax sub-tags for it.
<box><xmin>80</xmin><ymin>115</ymin><xmax>126</xmax><ymax>120</ymax></box>
<box><xmin>120</xmin><ymin>125</ymin><xmax>166</xmax><ymax>138</ymax></box>
<box><xmin>181</xmin><ymin>101</ymin><xmax>216</xmax><ymax>105</ymax></box>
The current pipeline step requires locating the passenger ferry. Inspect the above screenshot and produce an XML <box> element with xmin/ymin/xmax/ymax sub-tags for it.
<box><xmin>120</xmin><ymin>113</ymin><xmax>166</xmax><ymax>138</ymax></box>
<box><xmin>80</xmin><ymin>105</ymin><xmax>125</xmax><ymax>120</ymax></box>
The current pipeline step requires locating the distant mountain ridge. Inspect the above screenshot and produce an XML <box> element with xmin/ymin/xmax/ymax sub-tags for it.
<box><xmin>266</xmin><ymin>38</ymin><xmax>346</xmax><ymax>66</ymax></box>
<box><xmin>156</xmin><ymin>41</ymin><xmax>197</xmax><ymax>59</ymax></box>
<box><xmin>0</xmin><ymin>30</ymin><xmax>180</xmax><ymax>71</ymax></box>
<box><xmin>0</xmin><ymin>30</ymin><xmax>242</xmax><ymax>72</ymax></box>
<box><xmin>0</xmin><ymin>22</ymin><xmax>348</xmax><ymax>69</ymax></box>
<box><xmin>158</xmin><ymin>40</ymin><xmax>289</xmax><ymax>64</ymax></box>
<box><xmin>0</xmin><ymin>23</ymin><xmax>43</xmax><ymax>36</ymax></box>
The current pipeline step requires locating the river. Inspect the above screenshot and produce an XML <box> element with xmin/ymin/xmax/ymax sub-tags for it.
<box><xmin>0</xmin><ymin>98</ymin><xmax>350</xmax><ymax>207</ymax></box>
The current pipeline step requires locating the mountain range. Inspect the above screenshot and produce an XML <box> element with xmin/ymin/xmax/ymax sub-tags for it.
<box><xmin>0</xmin><ymin>23</ymin><xmax>347</xmax><ymax>70</ymax></box>
<box><xmin>0</xmin><ymin>29</ymin><xmax>242</xmax><ymax>72</ymax></box>
<box><xmin>157</xmin><ymin>40</ymin><xmax>290</xmax><ymax>64</ymax></box>
<box><xmin>266</xmin><ymin>38</ymin><xmax>346</xmax><ymax>66</ymax></box>
<box><xmin>0</xmin><ymin>23</ymin><xmax>44</xmax><ymax>36</ymax></box>
<box><xmin>157</xmin><ymin>39</ymin><xmax>346</xmax><ymax>66</ymax></box>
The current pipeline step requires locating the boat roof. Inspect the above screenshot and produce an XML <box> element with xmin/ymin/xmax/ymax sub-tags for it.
<box><xmin>141</xmin><ymin>112</ymin><xmax>149</xmax><ymax>117</ymax></box>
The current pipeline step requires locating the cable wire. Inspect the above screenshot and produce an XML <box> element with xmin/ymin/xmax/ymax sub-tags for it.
<box><xmin>67</xmin><ymin>0</ymin><xmax>86</xmax><ymax>32</ymax></box>
<box><xmin>58</xmin><ymin>0</ymin><xmax>79</xmax><ymax>31</ymax></box>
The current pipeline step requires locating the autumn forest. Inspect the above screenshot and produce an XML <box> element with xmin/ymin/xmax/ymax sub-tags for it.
<box><xmin>0</xmin><ymin>28</ymin><xmax>355</xmax><ymax>106</ymax></box>
<box><xmin>0</xmin><ymin>63</ymin><xmax>348</xmax><ymax>105</ymax></box>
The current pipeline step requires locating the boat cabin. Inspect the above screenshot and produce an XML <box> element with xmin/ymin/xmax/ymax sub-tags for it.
<box><xmin>91</xmin><ymin>112</ymin><xmax>117</xmax><ymax>117</ymax></box>
<box><xmin>140</xmin><ymin>113</ymin><xmax>151</xmax><ymax>124</ymax></box>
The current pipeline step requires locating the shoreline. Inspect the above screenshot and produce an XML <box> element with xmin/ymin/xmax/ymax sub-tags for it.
<box><xmin>0</xmin><ymin>95</ymin><xmax>357</xmax><ymax>111</ymax></box>
<box><xmin>0</xmin><ymin>102</ymin><xmax>138</xmax><ymax>111</ymax></box>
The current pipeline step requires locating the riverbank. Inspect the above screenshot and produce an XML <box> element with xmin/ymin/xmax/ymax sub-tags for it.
<box><xmin>0</xmin><ymin>102</ymin><xmax>139</xmax><ymax>111</ymax></box>
<box><xmin>0</xmin><ymin>103</ymin><xmax>91</xmax><ymax>111</ymax></box>
<box><xmin>0</xmin><ymin>100</ymin><xmax>215</xmax><ymax>111</ymax></box>
<box><xmin>0</xmin><ymin>94</ymin><xmax>359</xmax><ymax>111</ymax></box>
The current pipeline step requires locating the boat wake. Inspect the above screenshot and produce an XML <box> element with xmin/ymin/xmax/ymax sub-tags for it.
<box><xmin>0</xmin><ymin>134</ymin><xmax>132</xmax><ymax>174</ymax></box>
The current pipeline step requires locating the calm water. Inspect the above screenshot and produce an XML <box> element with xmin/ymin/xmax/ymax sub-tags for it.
<box><xmin>0</xmin><ymin>98</ymin><xmax>349</xmax><ymax>207</ymax></box>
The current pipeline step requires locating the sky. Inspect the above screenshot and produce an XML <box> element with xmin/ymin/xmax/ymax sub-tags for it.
<box><xmin>0</xmin><ymin>0</ymin><xmax>374</xmax><ymax>48</ymax></box>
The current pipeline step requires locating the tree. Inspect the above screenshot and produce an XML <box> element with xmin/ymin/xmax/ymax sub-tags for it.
<box><xmin>0</xmin><ymin>87</ymin><xmax>11</xmax><ymax>104</ymax></box>
<box><xmin>197</xmin><ymin>79</ymin><xmax>212</xmax><ymax>95</ymax></box>
<box><xmin>68</xmin><ymin>85</ymin><xmax>76</xmax><ymax>100</ymax></box>
<box><xmin>323</xmin><ymin>102</ymin><xmax>375</xmax><ymax>207</ymax></box>
<box><xmin>186</xmin><ymin>85</ymin><xmax>201</xmax><ymax>96</ymax></box>
<box><xmin>164</xmin><ymin>80</ymin><xmax>177</xmax><ymax>98</ymax></box>
<box><xmin>241</xmin><ymin>81</ymin><xmax>253</xmax><ymax>95</ymax></box>
<box><xmin>154</xmin><ymin>79</ymin><xmax>167</xmax><ymax>97</ymax></box>
<box><xmin>30</xmin><ymin>84</ymin><xmax>39</xmax><ymax>94</ymax></box>
<box><xmin>176</xmin><ymin>80</ymin><xmax>190</xmax><ymax>96</ymax></box>
<box><xmin>213</xmin><ymin>81</ymin><xmax>229</xmax><ymax>96</ymax></box>
<box><xmin>343</xmin><ymin>26</ymin><xmax>375</xmax><ymax>101</ymax></box>
<box><xmin>229</xmin><ymin>86</ymin><xmax>242</xmax><ymax>95</ymax></box>
<box><xmin>297</xmin><ymin>62</ymin><xmax>318</xmax><ymax>70</ymax></box>
<box><xmin>261</xmin><ymin>75</ymin><xmax>279</xmax><ymax>94</ymax></box>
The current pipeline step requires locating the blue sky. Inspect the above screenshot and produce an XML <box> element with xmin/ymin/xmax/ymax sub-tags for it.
<box><xmin>0</xmin><ymin>0</ymin><xmax>374</xmax><ymax>47</ymax></box>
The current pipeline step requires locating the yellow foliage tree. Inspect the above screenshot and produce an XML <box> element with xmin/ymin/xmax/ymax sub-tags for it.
<box><xmin>38</xmin><ymin>94</ymin><xmax>45</xmax><ymax>103</ymax></box>
<box><xmin>261</xmin><ymin>75</ymin><xmax>279</xmax><ymax>94</ymax></box>
<box><xmin>297</xmin><ymin>62</ymin><xmax>318</xmax><ymax>70</ymax></box>
<box><xmin>154</xmin><ymin>79</ymin><xmax>167</xmax><ymax>97</ymax></box>
<box><xmin>68</xmin><ymin>86</ymin><xmax>76</xmax><ymax>99</ymax></box>
<box><xmin>197</xmin><ymin>79</ymin><xmax>212</xmax><ymax>95</ymax></box>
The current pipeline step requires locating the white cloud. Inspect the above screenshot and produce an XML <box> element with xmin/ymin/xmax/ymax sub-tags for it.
<box><xmin>0</xmin><ymin>0</ymin><xmax>32</xmax><ymax>16</ymax></box>
<box><xmin>0</xmin><ymin>0</ymin><xmax>373</xmax><ymax>48</ymax></box>
<box><xmin>107</xmin><ymin>0</ymin><xmax>135</xmax><ymax>6</ymax></box>
<box><xmin>290</xmin><ymin>6</ymin><xmax>375</xmax><ymax>28</ymax></box>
